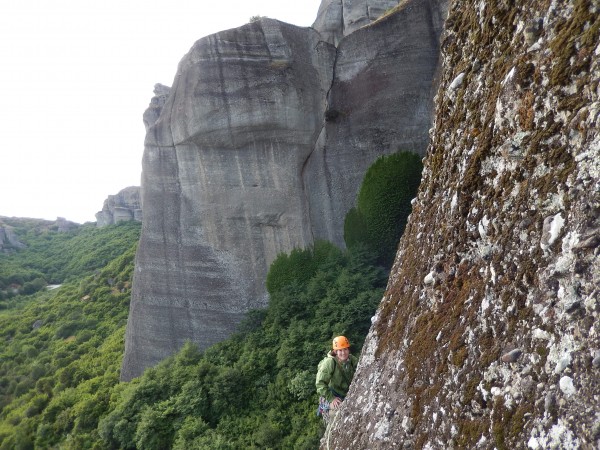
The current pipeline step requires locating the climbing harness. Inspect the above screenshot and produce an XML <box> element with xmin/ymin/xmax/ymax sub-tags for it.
<box><xmin>317</xmin><ymin>396</ymin><xmax>330</xmax><ymax>424</ymax></box>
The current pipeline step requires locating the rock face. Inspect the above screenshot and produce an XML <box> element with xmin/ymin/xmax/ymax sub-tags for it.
<box><xmin>55</xmin><ymin>217</ymin><xmax>78</xmax><ymax>232</ymax></box>
<box><xmin>95</xmin><ymin>186</ymin><xmax>141</xmax><ymax>227</ymax></box>
<box><xmin>325</xmin><ymin>1</ymin><xmax>600</xmax><ymax>449</ymax></box>
<box><xmin>0</xmin><ymin>223</ymin><xmax>26</xmax><ymax>252</ymax></box>
<box><xmin>122</xmin><ymin>2</ymin><xmax>446</xmax><ymax>380</ymax></box>
<box><xmin>121</xmin><ymin>19</ymin><xmax>336</xmax><ymax>381</ymax></box>
<box><xmin>143</xmin><ymin>83</ymin><xmax>171</xmax><ymax>131</ymax></box>
<box><xmin>0</xmin><ymin>217</ymin><xmax>79</xmax><ymax>253</ymax></box>
<box><xmin>307</xmin><ymin>0</ymin><xmax>448</xmax><ymax>246</ymax></box>
<box><xmin>313</xmin><ymin>0</ymin><xmax>402</xmax><ymax>45</ymax></box>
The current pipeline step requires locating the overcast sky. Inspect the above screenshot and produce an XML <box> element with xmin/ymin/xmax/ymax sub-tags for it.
<box><xmin>0</xmin><ymin>0</ymin><xmax>322</xmax><ymax>224</ymax></box>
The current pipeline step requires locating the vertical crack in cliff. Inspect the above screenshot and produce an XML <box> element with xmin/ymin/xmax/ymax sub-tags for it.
<box><xmin>300</xmin><ymin>37</ymin><xmax>339</xmax><ymax>245</ymax></box>
<box><xmin>340</xmin><ymin>0</ymin><xmax>346</xmax><ymax>36</ymax></box>
<box><xmin>164</xmin><ymin>59</ymin><xmax>194</xmax><ymax>345</ymax></box>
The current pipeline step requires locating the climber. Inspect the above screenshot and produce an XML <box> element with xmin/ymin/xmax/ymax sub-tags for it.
<box><xmin>315</xmin><ymin>335</ymin><xmax>358</xmax><ymax>423</ymax></box>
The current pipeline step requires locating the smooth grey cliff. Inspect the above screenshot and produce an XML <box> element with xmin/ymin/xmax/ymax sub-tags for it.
<box><xmin>307</xmin><ymin>0</ymin><xmax>447</xmax><ymax>246</ymax></box>
<box><xmin>122</xmin><ymin>0</ymin><xmax>446</xmax><ymax>380</ymax></box>
<box><xmin>121</xmin><ymin>20</ymin><xmax>336</xmax><ymax>380</ymax></box>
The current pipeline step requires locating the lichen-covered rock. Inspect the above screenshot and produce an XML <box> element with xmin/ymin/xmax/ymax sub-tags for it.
<box><xmin>325</xmin><ymin>0</ymin><xmax>600</xmax><ymax>448</ymax></box>
<box><xmin>95</xmin><ymin>186</ymin><xmax>141</xmax><ymax>227</ymax></box>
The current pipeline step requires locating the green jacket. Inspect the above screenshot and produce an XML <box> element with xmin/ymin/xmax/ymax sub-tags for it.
<box><xmin>315</xmin><ymin>352</ymin><xmax>358</xmax><ymax>401</ymax></box>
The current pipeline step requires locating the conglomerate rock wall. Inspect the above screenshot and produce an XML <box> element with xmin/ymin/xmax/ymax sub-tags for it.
<box><xmin>122</xmin><ymin>0</ymin><xmax>447</xmax><ymax>380</ymax></box>
<box><xmin>324</xmin><ymin>0</ymin><xmax>600</xmax><ymax>448</ymax></box>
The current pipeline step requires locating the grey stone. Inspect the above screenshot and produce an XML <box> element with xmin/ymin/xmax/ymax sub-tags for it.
<box><xmin>524</xmin><ymin>18</ymin><xmax>543</xmax><ymax>46</ymax></box>
<box><xmin>143</xmin><ymin>83</ymin><xmax>171</xmax><ymax>131</ymax></box>
<box><xmin>313</xmin><ymin>0</ymin><xmax>344</xmax><ymax>46</ymax></box>
<box><xmin>0</xmin><ymin>225</ymin><xmax>26</xmax><ymax>251</ymax></box>
<box><xmin>313</xmin><ymin>0</ymin><xmax>402</xmax><ymax>46</ymax></box>
<box><xmin>121</xmin><ymin>19</ymin><xmax>337</xmax><ymax>381</ymax></box>
<box><xmin>574</xmin><ymin>229</ymin><xmax>600</xmax><ymax>251</ymax></box>
<box><xmin>95</xmin><ymin>186</ymin><xmax>141</xmax><ymax>227</ymax></box>
<box><xmin>544</xmin><ymin>392</ymin><xmax>557</xmax><ymax>414</ymax></box>
<box><xmin>501</xmin><ymin>348</ymin><xmax>523</xmax><ymax>363</ymax></box>
<box><xmin>555</xmin><ymin>355</ymin><xmax>571</xmax><ymax>373</ymax></box>
<box><xmin>540</xmin><ymin>213</ymin><xmax>565</xmax><ymax>251</ymax></box>
<box><xmin>593</xmin><ymin>355</ymin><xmax>600</xmax><ymax>368</ymax></box>
<box><xmin>123</xmin><ymin>1</ymin><xmax>446</xmax><ymax>381</ymax></box>
<box><xmin>450</xmin><ymin>72</ymin><xmax>466</xmax><ymax>90</ymax></box>
<box><xmin>55</xmin><ymin>217</ymin><xmax>78</xmax><ymax>232</ymax></box>
<box><xmin>306</xmin><ymin>0</ymin><xmax>446</xmax><ymax>247</ymax></box>
<box><xmin>559</xmin><ymin>376</ymin><xmax>576</xmax><ymax>397</ymax></box>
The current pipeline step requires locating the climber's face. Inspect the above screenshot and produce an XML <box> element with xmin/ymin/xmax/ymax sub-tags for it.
<box><xmin>335</xmin><ymin>347</ymin><xmax>349</xmax><ymax>362</ymax></box>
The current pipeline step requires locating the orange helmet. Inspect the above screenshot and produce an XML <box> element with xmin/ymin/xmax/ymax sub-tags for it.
<box><xmin>332</xmin><ymin>336</ymin><xmax>350</xmax><ymax>350</ymax></box>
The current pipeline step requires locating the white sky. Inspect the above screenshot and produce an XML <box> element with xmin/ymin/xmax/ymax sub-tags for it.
<box><xmin>0</xmin><ymin>0</ymin><xmax>322</xmax><ymax>224</ymax></box>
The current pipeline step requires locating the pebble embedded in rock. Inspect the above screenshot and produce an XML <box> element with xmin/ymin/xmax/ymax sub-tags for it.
<box><xmin>555</xmin><ymin>354</ymin><xmax>571</xmax><ymax>373</ymax></box>
<box><xmin>449</xmin><ymin>72</ymin><xmax>465</xmax><ymax>90</ymax></box>
<box><xmin>559</xmin><ymin>376</ymin><xmax>576</xmax><ymax>397</ymax></box>
<box><xmin>501</xmin><ymin>348</ymin><xmax>523</xmax><ymax>362</ymax></box>
<box><xmin>545</xmin><ymin>392</ymin><xmax>556</xmax><ymax>411</ymax></box>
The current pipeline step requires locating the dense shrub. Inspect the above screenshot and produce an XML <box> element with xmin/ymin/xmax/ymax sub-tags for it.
<box><xmin>344</xmin><ymin>151</ymin><xmax>423</xmax><ymax>267</ymax></box>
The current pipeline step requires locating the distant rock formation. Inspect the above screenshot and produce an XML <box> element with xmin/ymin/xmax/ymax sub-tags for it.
<box><xmin>55</xmin><ymin>217</ymin><xmax>78</xmax><ymax>232</ymax></box>
<box><xmin>122</xmin><ymin>0</ymin><xmax>446</xmax><ymax>380</ymax></box>
<box><xmin>0</xmin><ymin>217</ymin><xmax>79</xmax><ymax>253</ymax></box>
<box><xmin>325</xmin><ymin>0</ymin><xmax>600</xmax><ymax>448</ymax></box>
<box><xmin>0</xmin><ymin>223</ymin><xmax>26</xmax><ymax>252</ymax></box>
<box><xmin>95</xmin><ymin>186</ymin><xmax>141</xmax><ymax>227</ymax></box>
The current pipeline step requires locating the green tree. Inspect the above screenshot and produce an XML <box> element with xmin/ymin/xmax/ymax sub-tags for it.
<box><xmin>344</xmin><ymin>151</ymin><xmax>422</xmax><ymax>267</ymax></box>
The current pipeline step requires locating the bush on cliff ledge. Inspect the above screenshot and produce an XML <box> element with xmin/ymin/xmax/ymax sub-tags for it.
<box><xmin>344</xmin><ymin>151</ymin><xmax>423</xmax><ymax>267</ymax></box>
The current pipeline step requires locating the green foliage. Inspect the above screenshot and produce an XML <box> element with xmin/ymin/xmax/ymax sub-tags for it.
<box><xmin>88</xmin><ymin>240</ymin><xmax>385</xmax><ymax>449</ymax></box>
<box><xmin>0</xmin><ymin>192</ymin><xmax>395</xmax><ymax>448</ymax></box>
<box><xmin>344</xmin><ymin>151</ymin><xmax>423</xmax><ymax>267</ymax></box>
<box><xmin>0</xmin><ymin>223</ymin><xmax>139</xmax><ymax>449</ymax></box>
<box><xmin>0</xmin><ymin>220</ymin><xmax>140</xmax><ymax>299</ymax></box>
<box><xmin>343</xmin><ymin>207</ymin><xmax>368</xmax><ymax>249</ymax></box>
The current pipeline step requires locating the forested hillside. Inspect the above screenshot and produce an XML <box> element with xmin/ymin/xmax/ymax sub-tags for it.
<box><xmin>0</xmin><ymin>221</ymin><xmax>141</xmax><ymax>448</ymax></box>
<box><xmin>0</xmin><ymin>153</ymin><xmax>420</xmax><ymax>448</ymax></box>
<box><xmin>0</xmin><ymin>219</ymin><xmax>141</xmax><ymax>303</ymax></box>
